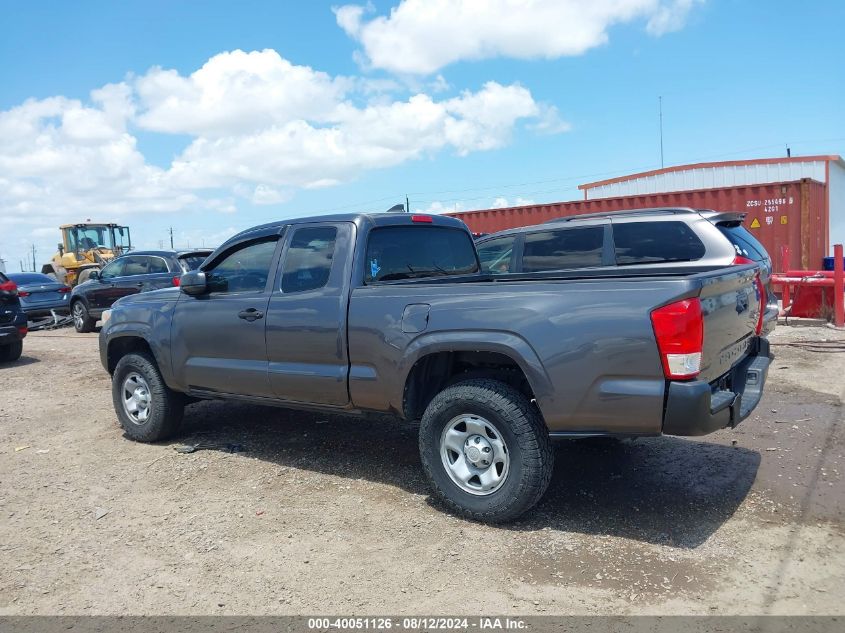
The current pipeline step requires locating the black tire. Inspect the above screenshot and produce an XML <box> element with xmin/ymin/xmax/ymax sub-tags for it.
<box><xmin>0</xmin><ymin>341</ymin><xmax>23</xmax><ymax>363</ymax></box>
<box><xmin>112</xmin><ymin>352</ymin><xmax>184</xmax><ymax>442</ymax></box>
<box><xmin>71</xmin><ymin>300</ymin><xmax>96</xmax><ymax>333</ymax></box>
<box><xmin>419</xmin><ymin>379</ymin><xmax>553</xmax><ymax>523</ymax></box>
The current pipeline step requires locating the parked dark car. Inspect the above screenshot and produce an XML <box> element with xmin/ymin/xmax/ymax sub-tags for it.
<box><xmin>0</xmin><ymin>272</ymin><xmax>28</xmax><ymax>362</ymax></box>
<box><xmin>475</xmin><ymin>207</ymin><xmax>779</xmax><ymax>332</ymax></box>
<box><xmin>71</xmin><ymin>249</ymin><xmax>211</xmax><ymax>333</ymax></box>
<box><xmin>5</xmin><ymin>272</ymin><xmax>71</xmax><ymax>317</ymax></box>
<box><xmin>100</xmin><ymin>212</ymin><xmax>771</xmax><ymax>522</ymax></box>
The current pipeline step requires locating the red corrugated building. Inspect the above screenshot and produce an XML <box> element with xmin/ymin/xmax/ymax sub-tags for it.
<box><xmin>446</xmin><ymin>155</ymin><xmax>845</xmax><ymax>270</ymax></box>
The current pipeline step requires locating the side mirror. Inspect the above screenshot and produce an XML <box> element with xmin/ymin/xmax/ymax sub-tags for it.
<box><xmin>180</xmin><ymin>270</ymin><xmax>208</xmax><ymax>296</ymax></box>
<box><xmin>89</xmin><ymin>270</ymin><xmax>100</xmax><ymax>281</ymax></box>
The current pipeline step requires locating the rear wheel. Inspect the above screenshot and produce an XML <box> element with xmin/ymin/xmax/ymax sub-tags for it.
<box><xmin>0</xmin><ymin>341</ymin><xmax>23</xmax><ymax>362</ymax></box>
<box><xmin>419</xmin><ymin>379</ymin><xmax>553</xmax><ymax>523</ymax></box>
<box><xmin>72</xmin><ymin>301</ymin><xmax>96</xmax><ymax>333</ymax></box>
<box><xmin>112</xmin><ymin>352</ymin><xmax>184</xmax><ymax>442</ymax></box>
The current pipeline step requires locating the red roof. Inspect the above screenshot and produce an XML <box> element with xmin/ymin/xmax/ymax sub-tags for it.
<box><xmin>578</xmin><ymin>155</ymin><xmax>844</xmax><ymax>191</ymax></box>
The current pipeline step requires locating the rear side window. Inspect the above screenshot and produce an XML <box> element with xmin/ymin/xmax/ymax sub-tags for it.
<box><xmin>281</xmin><ymin>226</ymin><xmax>337</xmax><ymax>293</ymax></box>
<box><xmin>365</xmin><ymin>227</ymin><xmax>478</xmax><ymax>282</ymax></box>
<box><xmin>477</xmin><ymin>236</ymin><xmax>516</xmax><ymax>274</ymax></box>
<box><xmin>147</xmin><ymin>257</ymin><xmax>169</xmax><ymax>274</ymax></box>
<box><xmin>613</xmin><ymin>221</ymin><xmax>705</xmax><ymax>265</ymax></box>
<box><xmin>521</xmin><ymin>227</ymin><xmax>604</xmax><ymax>272</ymax></box>
<box><xmin>717</xmin><ymin>224</ymin><xmax>769</xmax><ymax>262</ymax></box>
<box><xmin>121</xmin><ymin>256</ymin><xmax>152</xmax><ymax>276</ymax></box>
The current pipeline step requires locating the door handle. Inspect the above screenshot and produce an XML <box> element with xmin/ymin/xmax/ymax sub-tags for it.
<box><xmin>238</xmin><ymin>308</ymin><xmax>264</xmax><ymax>321</ymax></box>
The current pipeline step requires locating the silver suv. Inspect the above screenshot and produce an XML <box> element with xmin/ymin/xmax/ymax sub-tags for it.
<box><xmin>475</xmin><ymin>207</ymin><xmax>778</xmax><ymax>330</ymax></box>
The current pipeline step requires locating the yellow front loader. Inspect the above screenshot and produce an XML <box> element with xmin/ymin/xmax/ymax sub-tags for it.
<box><xmin>42</xmin><ymin>223</ymin><xmax>132</xmax><ymax>287</ymax></box>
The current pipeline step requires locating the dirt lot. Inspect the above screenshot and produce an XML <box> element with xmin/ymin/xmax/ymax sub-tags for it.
<box><xmin>1</xmin><ymin>325</ymin><xmax>844</xmax><ymax>615</ymax></box>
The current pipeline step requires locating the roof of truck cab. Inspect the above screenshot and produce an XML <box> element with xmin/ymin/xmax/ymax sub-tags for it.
<box><xmin>224</xmin><ymin>212</ymin><xmax>468</xmax><ymax>243</ymax></box>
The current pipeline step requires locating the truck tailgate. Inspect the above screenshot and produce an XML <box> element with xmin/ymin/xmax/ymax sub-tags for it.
<box><xmin>696</xmin><ymin>264</ymin><xmax>762</xmax><ymax>383</ymax></box>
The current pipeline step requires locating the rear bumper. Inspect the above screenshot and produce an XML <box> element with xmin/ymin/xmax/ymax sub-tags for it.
<box><xmin>662</xmin><ymin>337</ymin><xmax>772</xmax><ymax>436</ymax></box>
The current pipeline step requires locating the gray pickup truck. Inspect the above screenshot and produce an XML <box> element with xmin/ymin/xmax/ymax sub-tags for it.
<box><xmin>99</xmin><ymin>212</ymin><xmax>772</xmax><ymax>522</ymax></box>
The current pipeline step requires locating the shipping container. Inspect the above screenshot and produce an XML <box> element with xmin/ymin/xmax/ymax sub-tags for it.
<box><xmin>446</xmin><ymin>179</ymin><xmax>829</xmax><ymax>270</ymax></box>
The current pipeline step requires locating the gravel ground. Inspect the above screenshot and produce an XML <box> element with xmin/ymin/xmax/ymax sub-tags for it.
<box><xmin>0</xmin><ymin>325</ymin><xmax>843</xmax><ymax>615</ymax></box>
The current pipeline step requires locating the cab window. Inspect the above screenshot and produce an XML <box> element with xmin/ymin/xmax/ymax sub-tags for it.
<box><xmin>365</xmin><ymin>227</ymin><xmax>478</xmax><ymax>282</ymax></box>
<box><xmin>281</xmin><ymin>227</ymin><xmax>337</xmax><ymax>293</ymax></box>
<box><xmin>206</xmin><ymin>239</ymin><xmax>277</xmax><ymax>293</ymax></box>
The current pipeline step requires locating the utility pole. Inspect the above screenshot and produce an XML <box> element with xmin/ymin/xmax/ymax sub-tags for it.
<box><xmin>405</xmin><ymin>195</ymin><xmax>410</xmax><ymax>213</ymax></box>
<box><xmin>658</xmin><ymin>96</ymin><xmax>664</xmax><ymax>169</ymax></box>
<box><xmin>169</xmin><ymin>227</ymin><xmax>174</xmax><ymax>249</ymax></box>
<box><xmin>786</xmin><ymin>144</ymin><xmax>791</xmax><ymax>158</ymax></box>
<box><xmin>30</xmin><ymin>244</ymin><xmax>36</xmax><ymax>272</ymax></box>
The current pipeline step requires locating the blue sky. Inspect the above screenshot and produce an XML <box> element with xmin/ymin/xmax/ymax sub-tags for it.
<box><xmin>1</xmin><ymin>0</ymin><xmax>843</xmax><ymax>269</ymax></box>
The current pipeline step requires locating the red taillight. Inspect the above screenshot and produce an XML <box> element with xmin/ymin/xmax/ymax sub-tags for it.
<box><xmin>18</xmin><ymin>326</ymin><xmax>27</xmax><ymax>338</ymax></box>
<box><xmin>0</xmin><ymin>280</ymin><xmax>17</xmax><ymax>294</ymax></box>
<box><xmin>411</xmin><ymin>215</ymin><xmax>433</xmax><ymax>223</ymax></box>
<box><xmin>733</xmin><ymin>255</ymin><xmax>755</xmax><ymax>265</ymax></box>
<box><xmin>650</xmin><ymin>298</ymin><xmax>704</xmax><ymax>380</ymax></box>
<box><xmin>18</xmin><ymin>290</ymin><xmax>30</xmax><ymax>297</ymax></box>
<box><xmin>172</xmin><ymin>276</ymin><xmax>181</xmax><ymax>287</ymax></box>
<box><xmin>58</xmin><ymin>286</ymin><xmax>71</xmax><ymax>294</ymax></box>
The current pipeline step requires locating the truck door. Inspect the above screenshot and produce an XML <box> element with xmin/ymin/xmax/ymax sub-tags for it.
<box><xmin>170</xmin><ymin>236</ymin><xmax>281</xmax><ymax>398</ymax></box>
<box><xmin>265</xmin><ymin>222</ymin><xmax>352</xmax><ymax>406</ymax></box>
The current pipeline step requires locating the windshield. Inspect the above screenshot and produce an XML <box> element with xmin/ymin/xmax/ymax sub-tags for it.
<box><xmin>69</xmin><ymin>226</ymin><xmax>113</xmax><ymax>252</ymax></box>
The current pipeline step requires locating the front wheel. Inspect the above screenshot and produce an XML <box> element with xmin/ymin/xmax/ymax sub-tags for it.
<box><xmin>112</xmin><ymin>352</ymin><xmax>184</xmax><ymax>442</ymax></box>
<box><xmin>419</xmin><ymin>379</ymin><xmax>553</xmax><ymax>523</ymax></box>
<box><xmin>71</xmin><ymin>301</ymin><xmax>96</xmax><ymax>333</ymax></box>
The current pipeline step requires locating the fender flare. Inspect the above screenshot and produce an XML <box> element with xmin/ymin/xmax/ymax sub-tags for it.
<box><xmin>396</xmin><ymin>330</ymin><xmax>554</xmax><ymax>408</ymax></box>
<box><xmin>103</xmin><ymin>327</ymin><xmax>174</xmax><ymax>387</ymax></box>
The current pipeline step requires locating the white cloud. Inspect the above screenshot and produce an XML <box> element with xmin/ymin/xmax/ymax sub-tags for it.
<box><xmin>646</xmin><ymin>0</ymin><xmax>703</xmax><ymax>35</ymax></box>
<box><xmin>336</xmin><ymin>0</ymin><xmax>704</xmax><ymax>74</ymax></box>
<box><xmin>136</xmin><ymin>49</ymin><xmax>351</xmax><ymax>137</ymax></box>
<box><xmin>528</xmin><ymin>104</ymin><xmax>571</xmax><ymax>135</ymax></box>
<box><xmin>414</xmin><ymin>201</ymin><xmax>466</xmax><ymax>215</ymax></box>
<box><xmin>162</xmin><ymin>80</ymin><xmax>541</xmax><ymax>189</ymax></box>
<box><xmin>491</xmin><ymin>196</ymin><xmax>535</xmax><ymax>208</ymax></box>
<box><xmin>0</xmin><ymin>48</ymin><xmax>564</xmax><ymax>266</ymax></box>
